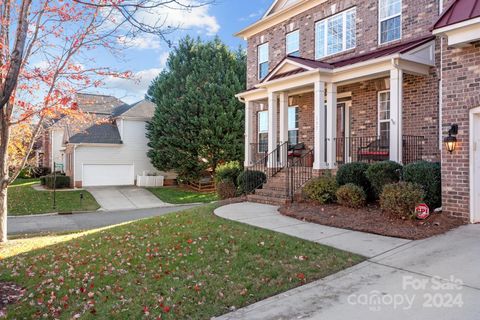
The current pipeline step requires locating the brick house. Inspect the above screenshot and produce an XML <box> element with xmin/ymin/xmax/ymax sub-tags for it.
<box><xmin>432</xmin><ymin>0</ymin><xmax>480</xmax><ymax>222</ymax></box>
<box><xmin>235</xmin><ymin>0</ymin><xmax>480</xmax><ymax>222</ymax></box>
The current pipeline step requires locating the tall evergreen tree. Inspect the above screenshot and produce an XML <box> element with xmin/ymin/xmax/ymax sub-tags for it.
<box><xmin>146</xmin><ymin>37</ymin><xmax>246</xmax><ymax>181</ymax></box>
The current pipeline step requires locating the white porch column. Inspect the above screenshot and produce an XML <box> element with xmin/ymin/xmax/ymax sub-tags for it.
<box><xmin>267</xmin><ymin>91</ymin><xmax>278</xmax><ymax>167</ymax></box>
<box><xmin>279</xmin><ymin>92</ymin><xmax>289</xmax><ymax>166</ymax></box>
<box><xmin>244</xmin><ymin>100</ymin><xmax>254</xmax><ymax>167</ymax></box>
<box><xmin>326</xmin><ymin>83</ymin><xmax>337</xmax><ymax>168</ymax></box>
<box><xmin>389</xmin><ymin>68</ymin><xmax>403</xmax><ymax>163</ymax></box>
<box><xmin>313</xmin><ymin>81</ymin><xmax>326</xmax><ymax>170</ymax></box>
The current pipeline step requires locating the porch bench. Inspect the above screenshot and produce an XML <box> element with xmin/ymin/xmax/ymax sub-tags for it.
<box><xmin>357</xmin><ymin>139</ymin><xmax>389</xmax><ymax>162</ymax></box>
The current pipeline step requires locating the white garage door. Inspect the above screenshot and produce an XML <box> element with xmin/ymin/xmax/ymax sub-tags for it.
<box><xmin>83</xmin><ymin>164</ymin><xmax>134</xmax><ymax>187</ymax></box>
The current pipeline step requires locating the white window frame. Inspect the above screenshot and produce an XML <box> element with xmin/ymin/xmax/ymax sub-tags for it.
<box><xmin>378</xmin><ymin>90</ymin><xmax>391</xmax><ymax>138</ymax></box>
<box><xmin>315</xmin><ymin>7</ymin><xmax>356</xmax><ymax>60</ymax></box>
<box><xmin>258</xmin><ymin>43</ymin><xmax>269</xmax><ymax>80</ymax></box>
<box><xmin>286</xmin><ymin>30</ymin><xmax>300</xmax><ymax>56</ymax></box>
<box><xmin>378</xmin><ymin>0</ymin><xmax>402</xmax><ymax>45</ymax></box>
<box><xmin>288</xmin><ymin>106</ymin><xmax>299</xmax><ymax>145</ymax></box>
<box><xmin>258</xmin><ymin>111</ymin><xmax>269</xmax><ymax>152</ymax></box>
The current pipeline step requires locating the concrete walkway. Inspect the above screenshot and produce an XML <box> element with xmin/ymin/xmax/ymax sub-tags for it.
<box><xmin>214</xmin><ymin>202</ymin><xmax>480</xmax><ymax>320</ymax></box>
<box><xmin>8</xmin><ymin>205</ymin><xmax>198</xmax><ymax>235</ymax></box>
<box><xmin>86</xmin><ymin>186</ymin><xmax>168</xmax><ymax>211</ymax></box>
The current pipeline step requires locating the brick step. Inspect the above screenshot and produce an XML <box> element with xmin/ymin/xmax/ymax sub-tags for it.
<box><xmin>247</xmin><ymin>194</ymin><xmax>291</xmax><ymax>206</ymax></box>
<box><xmin>255</xmin><ymin>188</ymin><xmax>289</xmax><ymax>199</ymax></box>
<box><xmin>273</xmin><ymin>168</ymin><xmax>313</xmax><ymax>178</ymax></box>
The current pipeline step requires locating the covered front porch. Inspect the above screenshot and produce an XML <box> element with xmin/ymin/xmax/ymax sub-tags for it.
<box><xmin>238</xmin><ymin>37</ymin><xmax>436</xmax><ymax>173</ymax></box>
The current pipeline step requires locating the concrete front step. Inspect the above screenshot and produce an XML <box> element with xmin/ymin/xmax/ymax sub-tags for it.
<box><xmin>247</xmin><ymin>194</ymin><xmax>291</xmax><ymax>206</ymax></box>
<box><xmin>255</xmin><ymin>188</ymin><xmax>289</xmax><ymax>199</ymax></box>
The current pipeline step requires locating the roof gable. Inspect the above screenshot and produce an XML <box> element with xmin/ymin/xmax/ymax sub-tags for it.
<box><xmin>264</xmin><ymin>0</ymin><xmax>301</xmax><ymax>17</ymax></box>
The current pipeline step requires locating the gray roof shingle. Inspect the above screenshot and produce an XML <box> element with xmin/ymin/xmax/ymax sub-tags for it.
<box><xmin>76</xmin><ymin>93</ymin><xmax>126</xmax><ymax>115</ymax></box>
<box><xmin>68</xmin><ymin>123</ymin><xmax>122</xmax><ymax>144</ymax></box>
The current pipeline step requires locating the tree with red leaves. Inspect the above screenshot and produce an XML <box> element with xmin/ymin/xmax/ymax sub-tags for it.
<box><xmin>0</xmin><ymin>0</ymin><xmax>214</xmax><ymax>242</ymax></box>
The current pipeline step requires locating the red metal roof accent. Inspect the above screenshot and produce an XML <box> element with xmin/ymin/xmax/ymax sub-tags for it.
<box><xmin>332</xmin><ymin>35</ymin><xmax>435</xmax><ymax>68</ymax></box>
<box><xmin>269</xmin><ymin>68</ymin><xmax>308</xmax><ymax>81</ymax></box>
<box><xmin>261</xmin><ymin>36</ymin><xmax>434</xmax><ymax>84</ymax></box>
<box><xmin>434</xmin><ymin>0</ymin><xmax>480</xmax><ymax>30</ymax></box>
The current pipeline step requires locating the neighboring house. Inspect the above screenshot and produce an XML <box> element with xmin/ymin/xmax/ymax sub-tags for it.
<box><xmin>432</xmin><ymin>0</ymin><xmax>480</xmax><ymax>222</ymax></box>
<box><xmin>42</xmin><ymin>93</ymin><xmax>177</xmax><ymax>187</ymax></box>
<box><xmin>235</xmin><ymin>0</ymin><xmax>479</xmax><ymax>222</ymax></box>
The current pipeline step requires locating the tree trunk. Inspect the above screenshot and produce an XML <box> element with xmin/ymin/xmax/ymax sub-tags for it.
<box><xmin>0</xmin><ymin>186</ymin><xmax>6</xmax><ymax>243</ymax></box>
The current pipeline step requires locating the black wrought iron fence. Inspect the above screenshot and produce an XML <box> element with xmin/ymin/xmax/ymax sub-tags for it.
<box><xmin>287</xmin><ymin>149</ymin><xmax>314</xmax><ymax>199</ymax></box>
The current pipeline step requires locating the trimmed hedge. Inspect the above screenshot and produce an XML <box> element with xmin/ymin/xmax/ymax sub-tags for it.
<box><xmin>336</xmin><ymin>183</ymin><xmax>367</xmax><ymax>209</ymax></box>
<box><xmin>380</xmin><ymin>182</ymin><xmax>424</xmax><ymax>218</ymax></box>
<box><xmin>215</xmin><ymin>161</ymin><xmax>243</xmax><ymax>187</ymax></box>
<box><xmin>237</xmin><ymin>170</ymin><xmax>267</xmax><ymax>194</ymax></box>
<box><xmin>303</xmin><ymin>174</ymin><xmax>338</xmax><ymax>204</ymax></box>
<box><xmin>403</xmin><ymin>161</ymin><xmax>441</xmax><ymax>209</ymax></box>
<box><xmin>365</xmin><ymin>161</ymin><xmax>403</xmax><ymax>198</ymax></box>
<box><xmin>40</xmin><ymin>175</ymin><xmax>70</xmax><ymax>189</ymax></box>
<box><xmin>336</xmin><ymin>162</ymin><xmax>372</xmax><ymax>199</ymax></box>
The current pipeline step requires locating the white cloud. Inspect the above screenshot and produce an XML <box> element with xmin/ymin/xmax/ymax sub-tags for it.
<box><xmin>104</xmin><ymin>67</ymin><xmax>163</xmax><ymax>103</ymax></box>
<box><xmin>116</xmin><ymin>1</ymin><xmax>220</xmax><ymax>50</ymax></box>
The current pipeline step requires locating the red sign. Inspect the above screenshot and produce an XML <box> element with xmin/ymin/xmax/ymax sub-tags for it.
<box><xmin>415</xmin><ymin>204</ymin><xmax>430</xmax><ymax>220</ymax></box>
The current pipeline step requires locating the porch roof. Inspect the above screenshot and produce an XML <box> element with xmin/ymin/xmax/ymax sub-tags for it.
<box><xmin>433</xmin><ymin>0</ymin><xmax>480</xmax><ymax>30</ymax></box>
<box><xmin>261</xmin><ymin>35</ymin><xmax>435</xmax><ymax>83</ymax></box>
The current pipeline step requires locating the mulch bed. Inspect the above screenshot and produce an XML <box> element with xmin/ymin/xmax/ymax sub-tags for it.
<box><xmin>279</xmin><ymin>202</ymin><xmax>466</xmax><ymax>240</ymax></box>
<box><xmin>0</xmin><ymin>282</ymin><xmax>25</xmax><ymax>318</ymax></box>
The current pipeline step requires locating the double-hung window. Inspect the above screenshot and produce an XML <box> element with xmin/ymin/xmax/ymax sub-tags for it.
<box><xmin>288</xmin><ymin>106</ymin><xmax>299</xmax><ymax>146</ymax></box>
<box><xmin>258</xmin><ymin>111</ymin><xmax>269</xmax><ymax>153</ymax></box>
<box><xmin>378</xmin><ymin>91</ymin><xmax>391</xmax><ymax>140</ymax></box>
<box><xmin>315</xmin><ymin>8</ymin><xmax>356</xmax><ymax>59</ymax></box>
<box><xmin>379</xmin><ymin>0</ymin><xmax>401</xmax><ymax>44</ymax></box>
<box><xmin>286</xmin><ymin>30</ymin><xmax>300</xmax><ymax>57</ymax></box>
<box><xmin>258</xmin><ymin>43</ymin><xmax>269</xmax><ymax>80</ymax></box>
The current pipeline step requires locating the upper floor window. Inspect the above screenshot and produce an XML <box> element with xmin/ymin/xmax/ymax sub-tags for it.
<box><xmin>258</xmin><ymin>43</ymin><xmax>269</xmax><ymax>80</ymax></box>
<box><xmin>315</xmin><ymin>8</ymin><xmax>356</xmax><ymax>59</ymax></box>
<box><xmin>379</xmin><ymin>0</ymin><xmax>401</xmax><ymax>44</ymax></box>
<box><xmin>286</xmin><ymin>30</ymin><xmax>300</xmax><ymax>57</ymax></box>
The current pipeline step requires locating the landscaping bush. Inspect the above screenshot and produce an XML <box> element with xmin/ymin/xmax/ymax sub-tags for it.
<box><xmin>336</xmin><ymin>162</ymin><xmax>372</xmax><ymax>199</ymax></box>
<box><xmin>237</xmin><ymin>170</ymin><xmax>267</xmax><ymax>194</ymax></box>
<box><xmin>41</xmin><ymin>175</ymin><xmax>70</xmax><ymax>189</ymax></box>
<box><xmin>365</xmin><ymin>161</ymin><xmax>403</xmax><ymax>198</ymax></box>
<box><xmin>403</xmin><ymin>161</ymin><xmax>441</xmax><ymax>209</ymax></box>
<box><xmin>303</xmin><ymin>174</ymin><xmax>338</xmax><ymax>204</ymax></box>
<box><xmin>216</xmin><ymin>180</ymin><xmax>237</xmax><ymax>200</ymax></box>
<box><xmin>336</xmin><ymin>183</ymin><xmax>367</xmax><ymax>209</ymax></box>
<box><xmin>215</xmin><ymin>161</ymin><xmax>243</xmax><ymax>186</ymax></box>
<box><xmin>380</xmin><ymin>182</ymin><xmax>424</xmax><ymax>218</ymax></box>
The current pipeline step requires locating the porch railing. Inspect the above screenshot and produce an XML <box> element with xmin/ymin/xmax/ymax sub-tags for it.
<box><xmin>244</xmin><ymin>142</ymin><xmax>288</xmax><ymax>194</ymax></box>
<box><xmin>249</xmin><ymin>142</ymin><xmax>268</xmax><ymax>165</ymax></box>
<box><xmin>334</xmin><ymin>135</ymin><xmax>424</xmax><ymax>165</ymax></box>
<box><xmin>287</xmin><ymin>149</ymin><xmax>314</xmax><ymax>199</ymax></box>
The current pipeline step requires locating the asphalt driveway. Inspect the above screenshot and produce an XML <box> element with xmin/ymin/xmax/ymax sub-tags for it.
<box><xmin>8</xmin><ymin>204</ymin><xmax>199</xmax><ymax>235</ymax></box>
<box><xmin>86</xmin><ymin>186</ymin><xmax>168</xmax><ymax>211</ymax></box>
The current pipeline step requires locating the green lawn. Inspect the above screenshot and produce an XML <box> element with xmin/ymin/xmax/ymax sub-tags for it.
<box><xmin>0</xmin><ymin>205</ymin><xmax>363</xmax><ymax>319</ymax></box>
<box><xmin>148</xmin><ymin>186</ymin><xmax>218</xmax><ymax>204</ymax></box>
<box><xmin>8</xmin><ymin>179</ymin><xmax>100</xmax><ymax>216</ymax></box>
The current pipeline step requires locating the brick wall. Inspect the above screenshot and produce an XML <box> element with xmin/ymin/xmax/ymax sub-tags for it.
<box><xmin>441</xmin><ymin>41</ymin><xmax>480</xmax><ymax>220</ymax></box>
<box><xmin>246</xmin><ymin>0</ymin><xmax>442</xmax><ymax>88</ymax></box>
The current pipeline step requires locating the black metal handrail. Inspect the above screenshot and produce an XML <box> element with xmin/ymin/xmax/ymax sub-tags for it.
<box><xmin>287</xmin><ymin>148</ymin><xmax>314</xmax><ymax>199</ymax></box>
<box><xmin>244</xmin><ymin>142</ymin><xmax>288</xmax><ymax>195</ymax></box>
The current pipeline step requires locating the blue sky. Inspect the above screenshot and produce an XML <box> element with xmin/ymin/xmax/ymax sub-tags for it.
<box><xmin>99</xmin><ymin>0</ymin><xmax>273</xmax><ymax>103</ymax></box>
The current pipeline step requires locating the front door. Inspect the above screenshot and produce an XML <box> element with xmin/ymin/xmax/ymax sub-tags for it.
<box><xmin>472</xmin><ymin>111</ymin><xmax>480</xmax><ymax>222</ymax></box>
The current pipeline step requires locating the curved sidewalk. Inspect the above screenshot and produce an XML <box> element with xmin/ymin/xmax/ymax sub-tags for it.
<box><xmin>215</xmin><ymin>202</ymin><xmax>410</xmax><ymax>258</ymax></box>
<box><xmin>214</xmin><ymin>202</ymin><xmax>480</xmax><ymax>320</ymax></box>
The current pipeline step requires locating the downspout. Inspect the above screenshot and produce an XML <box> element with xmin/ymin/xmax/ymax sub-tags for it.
<box><xmin>73</xmin><ymin>145</ymin><xmax>77</xmax><ymax>188</ymax></box>
<box><xmin>439</xmin><ymin>36</ymin><xmax>444</xmax><ymax>152</ymax></box>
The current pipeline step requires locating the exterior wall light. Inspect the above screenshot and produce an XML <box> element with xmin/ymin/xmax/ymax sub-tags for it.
<box><xmin>444</xmin><ymin>124</ymin><xmax>458</xmax><ymax>154</ymax></box>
